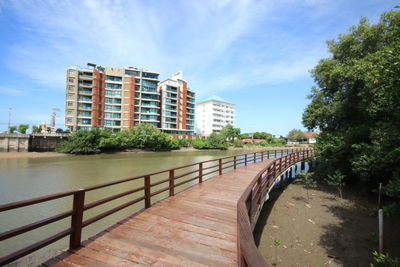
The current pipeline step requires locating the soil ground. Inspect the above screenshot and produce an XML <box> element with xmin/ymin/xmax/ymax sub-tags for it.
<box><xmin>254</xmin><ymin>179</ymin><xmax>400</xmax><ymax>267</ymax></box>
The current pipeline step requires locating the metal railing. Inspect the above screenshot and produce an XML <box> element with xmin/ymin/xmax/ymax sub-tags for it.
<box><xmin>0</xmin><ymin>148</ymin><xmax>309</xmax><ymax>265</ymax></box>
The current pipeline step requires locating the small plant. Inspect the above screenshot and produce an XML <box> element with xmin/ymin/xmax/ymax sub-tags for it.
<box><xmin>273</xmin><ymin>239</ymin><xmax>281</xmax><ymax>265</ymax></box>
<box><xmin>296</xmin><ymin>171</ymin><xmax>317</xmax><ymax>200</ymax></box>
<box><xmin>370</xmin><ymin>251</ymin><xmax>400</xmax><ymax>267</ymax></box>
<box><xmin>325</xmin><ymin>170</ymin><xmax>346</xmax><ymax>199</ymax></box>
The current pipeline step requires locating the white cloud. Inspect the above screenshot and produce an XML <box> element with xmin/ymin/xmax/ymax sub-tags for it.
<box><xmin>0</xmin><ymin>86</ymin><xmax>26</xmax><ymax>96</ymax></box>
<box><xmin>2</xmin><ymin>0</ymin><xmax>329</xmax><ymax>98</ymax></box>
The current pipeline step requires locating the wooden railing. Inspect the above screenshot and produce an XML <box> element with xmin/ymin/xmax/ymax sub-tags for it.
<box><xmin>0</xmin><ymin>148</ymin><xmax>309</xmax><ymax>265</ymax></box>
<box><xmin>237</xmin><ymin>148</ymin><xmax>314</xmax><ymax>267</ymax></box>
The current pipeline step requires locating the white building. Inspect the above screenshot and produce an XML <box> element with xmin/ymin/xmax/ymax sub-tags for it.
<box><xmin>195</xmin><ymin>95</ymin><xmax>235</xmax><ymax>136</ymax></box>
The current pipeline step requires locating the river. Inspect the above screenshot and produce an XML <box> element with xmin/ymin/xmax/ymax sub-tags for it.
<box><xmin>0</xmin><ymin>149</ymin><xmax>260</xmax><ymax>266</ymax></box>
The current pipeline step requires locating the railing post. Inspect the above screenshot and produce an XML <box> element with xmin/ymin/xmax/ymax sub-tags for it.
<box><xmin>199</xmin><ymin>163</ymin><xmax>203</xmax><ymax>183</ymax></box>
<box><xmin>245</xmin><ymin>154</ymin><xmax>248</xmax><ymax>166</ymax></box>
<box><xmin>254</xmin><ymin>152</ymin><xmax>256</xmax><ymax>163</ymax></box>
<box><xmin>70</xmin><ymin>190</ymin><xmax>85</xmax><ymax>250</ymax></box>
<box><xmin>169</xmin><ymin>170</ymin><xmax>175</xmax><ymax>196</ymax></box>
<box><xmin>257</xmin><ymin>175</ymin><xmax>262</xmax><ymax>204</ymax></box>
<box><xmin>274</xmin><ymin>150</ymin><xmax>277</xmax><ymax>158</ymax></box>
<box><xmin>219</xmin><ymin>159</ymin><xmax>222</xmax><ymax>175</ymax></box>
<box><xmin>267</xmin><ymin>150</ymin><xmax>270</xmax><ymax>159</ymax></box>
<box><xmin>144</xmin><ymin>175</ymin><xmax>151</xmax><ymax>208</ymax></box>
<box><xmin>261</xmin><ymin>151</ymin><xmax>264</xmax><ymax>161</ymax></box>
<box><xmin>234</xmin><ymin>156</ymin><xmax>237</xmax><ymax>169</ymax></box>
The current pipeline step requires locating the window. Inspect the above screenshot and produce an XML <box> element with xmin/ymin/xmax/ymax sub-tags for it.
<box><xmin>141</xmin><ymin>100</ymin><xmax>159</xmax><ymax>107</ymax></box>
<box><xmin>141</xmin><ymin>80</ymin><xmax>158</xmax><ymax>92</ymax></box>
<box><xmin>69</xmin><ymin>70</ymin><xmax>75</xmax><ymax>75</ymax></box>
<box><xmin>141</xmin><ymin>115</ymin><xmax>159</xmax><ymax>121</ymax></box>
<box><xmin>105</xmin><ymin>112</ymin><xmax>121</xmax><ymax>119</ymax></box>
<box><xmin>68</xmin><ymin>85</ymin><xmax>75</xmax><ymax>91</ymax></box>
<box><xmin>78</xmin><ymin>118</ymin><xmax>91</xmax><ymax>125</ymax></box>
<box><xmin>165</xmin><ymin>92</ymin><xmax>177</xmax><ymax>98</ymax></box>
<box><xmin>105</xmin><ymin>90</ymin><xmax>122</xmax><ymax>97</ymax></box>
<box><xmin>135</xmin><ymin>78</ymin><xmax>140</xmax><ymax>83</ymax></box>
<box><xmin>105</xmin><ymin>97</ymin><xmax>122</xmax><ymax>104</ymax></box>
<box><xmin>135</xmin><ymin>85</ymin><xmax>140</xmax><ymax>91</ymax></box>
<box><xmin>78</xmin><ymin>103</ymin><xmax>92</xmax><ymax>109</ymax></box>
<box><xmin>134</xmin><ymin>92</ymin><xmax>140</xmax><ymax>98</ymax></box>
<box><xmin>166</xmin><ymin>86</ymin><xmax>177</xmax><ymax>93</ymax></box>
<box><xmin>67</xmin><ymin>94</ymin><xmax>74</xmax><ymax>99</ymax></box>
<box><xmin>66</xmin><ymin>118</ymin><xmax>72</xmax><ymax>122</ymax></box>
<box><xmin>78</xmin><ymin>111</ymin><xmax>91</xmax><ymax>117</ymax></box>
<box><xmin>141</xmin><ymin>94</ymin><xmax>159</xmax><ymax>100</ymax></box>
<box><xmin>125</xmin><ymin>70</ymin><xmax>140</xmax><ymax>76</ymax></box>
<box><xmin>67</xmin><ymin>102</ymin><xmax>74</xmax><ymax>106</ymax></box>
<box><xmin>68</xmin><ymin>78</ymin><xmax>75</xmax><ymax>83</ymax></box>
<box><xmin>78</xmin><ymin>96</ymin><xmax>92</xmax><ymax>101</ymax></box>
<box><xmin>67</xmin><ymin>109</ymin><xmax>73</xmax><ymax>115</ymax></box>
<box><xmin>165</xmin><ymin>99</ymin><xmax>177</xmax><ymax>104</ymax></box>
<box><xmin>105</xmin><ymin>83</ymin><xmax>122</xmax><ymax>89</ymax></box>
<box><xmin>105</xmin><ymin>105</ymin><xmax>121</xmax><ymax>111</ymax></box>
<box><xmin>141</xmin><ymin>108</ymin><xmax>158</xmax><ymax>114</ymax></box>
<box><xmin>106</xmin><ymin>75</ymin><xmax>122</xmax><ymax>82</ymax></box>
<box><xmin>165</xmin><ymin>111</ymin><xmax>177</xmax><ymax>117</ymax></box>
<box><xmin>165</xmin><ymin>105</ymin><xmax>176</xmax><ymax>110</ymax></box>
<box><xmin>104</xmin><ymin>120</ymin><xmax>121</xmax><ymax>126</ymax></box>
<box><xmin>142</xmin><ymin>72</ymin><xmax>159</xmax><ymax>79</ymax></box>
<box><xmin>165</xmin><ymin>117</ymin><xmax>176</xmax><ymax>122</ymax></box>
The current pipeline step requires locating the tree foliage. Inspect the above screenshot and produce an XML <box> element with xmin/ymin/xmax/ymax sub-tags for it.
<box><xmin>287</xmin><ymin>129</ymin><xmax>305</xmax><ymax>140</ymax></box>
<box><xmin>8</xmin><ymin>126</ymin><xmax>17</xmax><ymax>133</ymax></box>
<box><xmin>56</xmin><ymin>124</ymin><xmax>179</xmax><ymax>154</ymax></box>
<box><xmin>18</xmin><ymin>124</ymin><xmax>29</xmax><ymax>134</ymax></box>
<box><xmin>220</xmin><ymin>124</ymin><xmax>240</xmax><ymax>141</ymax></box>
<box><xmin>302</xmin><ymin>10</ymin><xmax>400</xmax><ymax>200</ymax></box>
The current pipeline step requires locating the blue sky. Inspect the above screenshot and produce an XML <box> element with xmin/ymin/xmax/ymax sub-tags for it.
<box><xmin>0</xmin><ymin>0</ymin><xmax>397</xmax><ymax>135</ymax></box>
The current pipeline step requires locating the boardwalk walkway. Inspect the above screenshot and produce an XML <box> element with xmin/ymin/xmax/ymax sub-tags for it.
<box><xmin>44</xmin><ymin>160</ymin><xmax>274</xmax><ymax>267</ymax></box>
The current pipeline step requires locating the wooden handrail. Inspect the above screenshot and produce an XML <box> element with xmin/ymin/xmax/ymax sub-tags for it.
<box><xmin>237</xmin><ymin>149</ymin><xmax>314</xmax><ymax>266</ymax></box>
<box><xmin>0</xmin><ymin>148</ymin><xmax>309</xmax><ymax>265</ymax></box>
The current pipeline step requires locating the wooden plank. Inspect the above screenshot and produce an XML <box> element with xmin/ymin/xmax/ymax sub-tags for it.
<box><xmin>47</xmin><ymin>160</ymin><xmax>275</xmax><ymax>267</ymax></box>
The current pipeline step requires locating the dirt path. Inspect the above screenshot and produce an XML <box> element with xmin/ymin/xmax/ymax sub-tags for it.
<box><xmin>254</xmin><ymin>180</ymin><xmax>399</xmax><ymax>266</ymax></box>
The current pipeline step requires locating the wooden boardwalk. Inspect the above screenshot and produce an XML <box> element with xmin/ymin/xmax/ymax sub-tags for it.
<box><xmin>44</xmin><ymin>160</ymin><xmax>274</xmax><ymax>267</ymax></box>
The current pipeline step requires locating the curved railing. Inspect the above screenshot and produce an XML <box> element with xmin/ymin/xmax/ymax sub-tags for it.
<box><xmin>237</xmin><ymin>148</ymin><xmax>314</xmax><ymax>266</ymax></box>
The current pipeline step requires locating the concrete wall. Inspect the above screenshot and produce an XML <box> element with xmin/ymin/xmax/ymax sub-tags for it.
<box><xmin>29</xmin><ymin>133</ymin><xmax>69</xmax><ymax>152</ymax></box>
<box><xmin>0</xmin><ymin>134</ymin><xmax>30</xmax><ymax>152</ymax></box>
<box><xmin>0</xmin><ymin>133</ymin><xmax>69</xmax><ymax>152</ymax></box>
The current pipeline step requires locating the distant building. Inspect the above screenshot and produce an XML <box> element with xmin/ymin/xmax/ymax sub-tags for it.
<box><xmin>66</xmin><ymin>64</ymin><xmax>160</xmax><ymax>132</ymax></box>
<box><xmin>159</xmin><ymin>71</ymin><xmax>196</xmax><ymax>135</ymax></box>
<box><xmin>305</xmin><ymin>132</ymin><xmax>318</xmax><ymax>144</ymax></box>
<box><xmin>195</xmin><ymin>96</ymin><xmax>235</xmax><ymax>136</ymax></box>
<box><xmin>65</xmin><ymin>64</ymin><xmax>196</xmax><ymax>135</ymax></box>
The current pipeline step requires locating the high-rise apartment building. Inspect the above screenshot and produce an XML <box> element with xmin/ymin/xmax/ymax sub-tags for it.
<box><xmin>195</xmin><ymin>96</ymin><xmax>235</xmax><ymax>136</ymax></box>
<box><xmin>65</xmin><ymin>64</ymin><xmax>160</xmax><ymax>132</ymax></box>
<box><xmin>65</xmin><ymin>64</ymin><xmax>195</xmax><ymax>134</ymax></box>
<box><xmin>159</xmin><ymin>71</ymin><xmax>195</xmax><ymax>135</ymax></box>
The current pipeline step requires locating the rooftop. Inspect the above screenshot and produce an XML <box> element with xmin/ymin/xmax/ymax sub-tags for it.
<box><xmin>197</xmin><ymin>95</ymin><xmax>234</xmax><ymax>105</ymax></box>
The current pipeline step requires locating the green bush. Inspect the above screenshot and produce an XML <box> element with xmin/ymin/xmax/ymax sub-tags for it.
<box><xmin>57</xmin><ymin>124</ymin><xmax>179</xmax><ymax>154</ymax></box>
<box><xmin>56</xmin><ymin>128</ymin><xmax>102</xmax><ymax>154</ymax></box>
<box><xmin>178</xmin><ymin>138</ymin><xmax>190</xmax><ymax>147</ymax></box>
<box><xmin>371</xmin><ymin>251</ymin><xmax>400</xmax><ymax>267</ymax></box>
<box><xmin>192</xmin><ymin>133</ymin><xmax>228</xmax><ymax>150</ymax></box>
<box><xmin>232</xmin><ymin>139</ymin><xmax>243</xmax><ymax>147</ymax></box>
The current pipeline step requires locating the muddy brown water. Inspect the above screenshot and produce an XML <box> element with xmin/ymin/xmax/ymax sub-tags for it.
<box><xmin>1</xmin><ymin>150</ymin><xmax>263</xmax><ymax>266</ymax></box>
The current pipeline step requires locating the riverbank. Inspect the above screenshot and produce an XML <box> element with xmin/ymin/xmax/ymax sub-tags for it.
<box><xmin>0</xmin><ymin>145</ymin><xmax>304</xmax><ymax>159</ymax></box>
<box><xmin>254</xmin><ymin>180</ymin><xmax>400</xmax><ymax>266</ymax></box>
